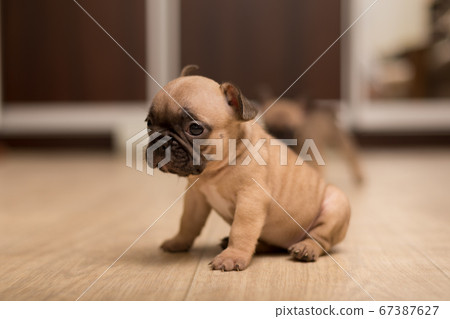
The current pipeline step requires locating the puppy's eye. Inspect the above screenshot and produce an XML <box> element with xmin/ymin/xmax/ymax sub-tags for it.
<box><xmin>189</xmin><ymin>123</ymin><xmax>204</xmax><ymax>136</ymax></box>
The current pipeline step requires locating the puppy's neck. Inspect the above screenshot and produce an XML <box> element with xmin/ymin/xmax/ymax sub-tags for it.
<box><xmin>200</xmin><ymin>122</ymin><xmax>265</xmax><ymax>176</ymax></box>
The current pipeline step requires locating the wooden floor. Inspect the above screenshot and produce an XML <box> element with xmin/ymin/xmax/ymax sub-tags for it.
<box><xmin>1</xmin><ymin>149</ymin><xmax>449</xmax><ymax>300</ymax></box>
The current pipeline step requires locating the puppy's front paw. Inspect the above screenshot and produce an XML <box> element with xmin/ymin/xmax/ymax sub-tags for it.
<box><xmin>288</xmin><ymin>239</ymin><xmax>323</xmax><ymax>262</ymax></box>
<box><xmin>209</xmin><ymin>248</ymin><xmax>251</xmax><ymax>271</ymax></box>
<box><xmin>160</xmin><ymin>237</ymin><xmax>192</xmax><ymax>252</ymax></box>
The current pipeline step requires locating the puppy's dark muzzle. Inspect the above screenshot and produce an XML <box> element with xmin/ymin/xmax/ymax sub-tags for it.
<box><xmin>145</xmin><ymin>131</ymin><xmax>205</xmax><ymax>176</ymax></box>
<box><xmin>145</xmin><ymin>133</ymin><xmax>172</xmax><ymax>168</ymax></box>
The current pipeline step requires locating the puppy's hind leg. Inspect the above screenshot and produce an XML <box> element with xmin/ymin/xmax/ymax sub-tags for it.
<box><xmin>289</xmin><ymin>185</ymin><xmax>350</xmax><ymax>262</ymax></box>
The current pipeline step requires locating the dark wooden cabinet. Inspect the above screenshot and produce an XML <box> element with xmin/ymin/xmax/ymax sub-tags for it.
<box><xmin>2</xmin><ymin>0</ymin><xmax>341</xmax><ymax>102</ymax></box>
<box><xmin>2</xmin><ymin>0</ymin><xmax>147</xmax><ymax>102</ymax></box>
<box><xmin>181</xmin><ymin>0</ymin><xmax>341</xmax><ymax>100</ymax></box>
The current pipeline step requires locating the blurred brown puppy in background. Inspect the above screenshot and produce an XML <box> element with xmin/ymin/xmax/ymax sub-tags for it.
<box><xmin>260</xmin><ymin>95</ymin><xmax>364</xmax><ymax>185</ymax></box>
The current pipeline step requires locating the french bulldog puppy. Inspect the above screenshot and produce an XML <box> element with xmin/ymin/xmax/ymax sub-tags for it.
<box><xmin>146</xmin><ymin>65</ymin><xmax>350</xmax><ymax>271</ymax></box>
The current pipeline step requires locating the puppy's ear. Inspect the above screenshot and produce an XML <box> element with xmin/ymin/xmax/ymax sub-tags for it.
<box><xmin>180</xmin><ymin>64</ymin><xmax>199</xmax><ymax>76</ymax></box>
<box><xmin>220</xmin><ymin>82</ymin><xmax>258</xmax><ymax>121</ymax></box>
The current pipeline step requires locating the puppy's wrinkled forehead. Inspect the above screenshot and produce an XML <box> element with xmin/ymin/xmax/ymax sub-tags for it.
<box><xmin>150</xmin><ymin>76</ymin><xmax>232</xmax><ymax>126</ymax></box>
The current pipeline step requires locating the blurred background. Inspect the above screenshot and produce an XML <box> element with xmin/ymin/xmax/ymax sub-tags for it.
<box><xmin>0</xmin><ymin>0</ymin><xmax>449</xmax><ymax>151</ymax></box>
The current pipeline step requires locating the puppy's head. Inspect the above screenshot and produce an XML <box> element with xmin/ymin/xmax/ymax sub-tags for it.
<box><xmin>145</xmin><ymin>67</ymin><xmax>257</xmax><ymax>177</ymax></box>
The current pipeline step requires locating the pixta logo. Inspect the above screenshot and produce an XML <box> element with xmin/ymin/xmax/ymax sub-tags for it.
<box><xmin>126</xmin><ymin>129</ymin><xmax>172</xmax><ymax>176</ymax></box>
